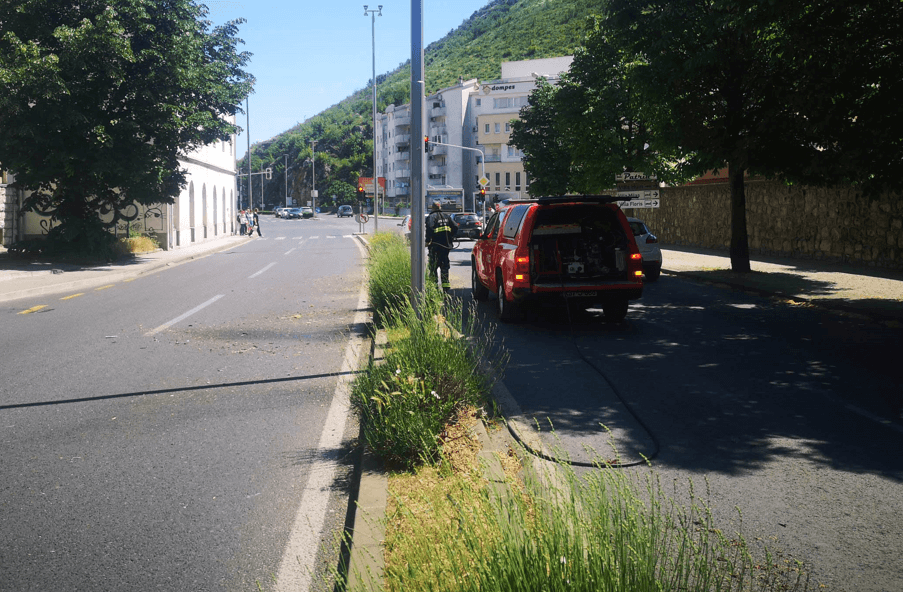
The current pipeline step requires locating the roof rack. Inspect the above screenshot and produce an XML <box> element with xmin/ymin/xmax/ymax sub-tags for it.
<box><xmin>534</xmin><ymin>195</ymin><xmax>621</xmax><ymax>205</ymax></box>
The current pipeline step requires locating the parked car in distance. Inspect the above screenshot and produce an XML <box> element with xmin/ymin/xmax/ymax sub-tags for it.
<box><xmin>449</xmin><ymin>212</ymin><xmax>483</xmax><ymax>240</ymax></box>
<box><xmin>627</xmin><ymin>217</ymin><xmax>662</xmax><ymax>281</ymax></box>
<box><xmin>286</xmin><ymin>208</ymin><xmax>303</xmax><ymax>219</ymax></box>
<box><xmin>337</xmin><ymin>205</ymin><xmax>353</xmax><ymax>217</ymax></box>
<box><xmin>301</xmin><ymin>207</ymin><xmax>314</xmax><ymax>218</ymax></box>
<box><xmin>471</xmin><ymin>196</ymin><xmax>644</xmax><ymax>322</ymax></box>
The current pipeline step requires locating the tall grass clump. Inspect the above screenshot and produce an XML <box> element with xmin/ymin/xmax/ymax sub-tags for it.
<box><xmin>352</xmin><ymin>285</ymin><xmax>506</xmax><ymax>470</ymax></box>
<box><xmin>380</xmin><ymin>455</ymin><xmax>808</xmax><ymax>592</ymax></box>
<box><xmin>367</xmin><ymin>232</ymin><xmax>411</xmax><ymax>324</ymax></box>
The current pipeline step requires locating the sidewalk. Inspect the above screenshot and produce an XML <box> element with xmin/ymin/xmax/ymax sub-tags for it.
<box><xmin>0</xmin><ymin>235</ymin><xmax>250</xmax><ymax>304</ymax></box>
<box><xmin>660</xmin><ymin>245</ymin><xmax>903</xmax><ymax>324</ymax></box>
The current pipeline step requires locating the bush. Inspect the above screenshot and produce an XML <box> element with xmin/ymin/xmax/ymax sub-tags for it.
<box><xmin>367</xmin><ymin>232</ymin><xmax>412</xmax><ymax>324</ymax></box>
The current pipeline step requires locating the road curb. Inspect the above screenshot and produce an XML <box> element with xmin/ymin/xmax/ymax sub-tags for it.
<box><xmin>0</xmin><ymin>237</ymin><xmax>250</xmax><ymax>304</ymax></box>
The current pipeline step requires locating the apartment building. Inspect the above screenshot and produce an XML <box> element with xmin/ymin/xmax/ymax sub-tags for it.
<box><xmin>375</xmin><ymin>56</ymin><xmax>573</xmax><ymax>210</ymax></box>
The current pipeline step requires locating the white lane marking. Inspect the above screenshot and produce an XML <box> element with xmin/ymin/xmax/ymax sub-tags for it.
<box><xmin>284</xmin><ymin>248</ymin><xmax>296</xmax><ymax>256</ymax></box>
<box><xmin>309</xmin><ymin>236</ymin><xmax>319</xmax><ymax>239</ymax></box>
<box><xmin>343</xmin><ymin>235</ymin><xmax>352</xmax><ymax>238</ymax></box>
<box><xmin>144</xmin><ymin>295</ymin><xmax>224</xmax><ymax>336</ymax></box>
<box><xmin>274</xmin><ymin>239</ymin><xmax>369</xmax><ymax>592</ymax></box>
<box><xmin>249</xmin><ymin>262</ymin><xmax>277</xmax><ymax>279</ymax></box>
<box><xmin>275</xmin><ymin>236</ymin><xmax>286</xmax><ymax>240</ymax></box>
<box><xmin>294</xmin><ymin>236</ymin><xmax>304</xmax><ymax>240</ymax></box>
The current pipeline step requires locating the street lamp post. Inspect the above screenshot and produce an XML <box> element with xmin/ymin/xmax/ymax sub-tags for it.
<box><xmin>364</xmin><ymin>4</ymin><xmax>382</xmax><ymax>233</ymax></box>
<box><xmin>284</xmin><ymin>154</ymin><xmax>288</xmax><ymax>207</ymax></box>
<box><xmin>310</xmin><ymin>140</ymin><xmax>317</xmax><ymax>216</ymax></box>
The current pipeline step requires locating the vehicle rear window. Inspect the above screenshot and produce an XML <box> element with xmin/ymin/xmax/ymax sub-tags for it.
<box><xmin>503</xmin><ymin>205</ymin><xmax>530</xmax><ymax>238</ymax></box>
<box><xmin>629</xmin><ymin>222</ymin><xmax>647</xmax><ymax>236</ymax></box>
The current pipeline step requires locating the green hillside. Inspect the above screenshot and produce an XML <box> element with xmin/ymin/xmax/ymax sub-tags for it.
<box><xmin>240</xmin><ymin>0</ymin><xmax>603</xmax><ymax>210</ymax></box>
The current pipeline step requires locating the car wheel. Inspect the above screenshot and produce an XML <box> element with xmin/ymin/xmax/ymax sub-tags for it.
<box><xmin>472</xmin><ymin>264</ymin><xmax>489</xmax><ymax>301</ymax></box>
<box><xmin>496</xmin><ymin>274</ymin><xmax>520</xmax><ymax>322</ymax></box>
<box><xmin>603</xmin><ymin>299</ymin><xmax>629</xmax><ymax>322</ymax></box>
<box><xmin>645</xmin><ymin>265</ymin><xmax>661</xmax><ymax>282</ymax></box>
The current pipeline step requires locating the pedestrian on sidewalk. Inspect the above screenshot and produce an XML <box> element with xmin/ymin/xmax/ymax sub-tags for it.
<box><xmin>238</xmin><ymin>210</ymin><xmax>247</xmax><ymax>235</ymax></box>
<box><xmin>252</xmin><ymin>208</ymin><xmax>262</xmax><ymax>237</ymax></box>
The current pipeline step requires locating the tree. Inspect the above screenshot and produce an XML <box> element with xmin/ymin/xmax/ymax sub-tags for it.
<box><xmin>510</xmin><ymin>16</ymin><xmax>678</xmax><ymax>196</ymax></box>
<box><xmin>509</xmin><ymin>79</ymin><xmax>573</xmax><ymax>196</ymax></box>
<box><xmin>602</xmin><ymin>0</ymin><xmax>902</xmax><ymax>272</ymax></box>
<box><xmin>0</xmin><ymin>0</ymin><xmax>253</xmax><ymax>256</ymax></box>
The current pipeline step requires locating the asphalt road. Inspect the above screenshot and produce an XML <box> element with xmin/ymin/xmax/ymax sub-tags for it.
<box><xmin>1</xmin><ymin>216</ymin><xmax>368</xmax><ymax>591</ymax></box>
<box><xmin>442</xmin><ymin>237</ymin><xmax>903</xmax><ymax>592</ymax></box>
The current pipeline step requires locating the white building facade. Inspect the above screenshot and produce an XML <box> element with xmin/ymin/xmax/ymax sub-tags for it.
<box><xmin>375</xmin><ymin>56</ymin><xmax>573</xmax><ymax>210</ymax></box>
<box><xmin>0</xmin><ymin>120</ymin><xmax>238</xmax><ymax>251</ymax></box>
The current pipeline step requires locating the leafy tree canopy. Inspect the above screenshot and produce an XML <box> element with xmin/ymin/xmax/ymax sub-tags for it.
<box><xmin>0</xmin><ymin>0</ymin><xmax>253</xmax><ymax>256</ymax></box>
<box><xmin>513</xmin><ymin>0</ymin><xmax>901</xmax><ymax>272</ymax></box>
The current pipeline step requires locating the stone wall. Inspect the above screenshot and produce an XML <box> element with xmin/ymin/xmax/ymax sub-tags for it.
<box><xmin>623</xmin><ymin>180</ymin><xmax>903</xmax><ymax>270</ymax></box>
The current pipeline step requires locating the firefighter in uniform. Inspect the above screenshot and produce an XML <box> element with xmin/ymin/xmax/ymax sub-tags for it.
<box><xmin>425</xmin><ymin>201</ymin><xmax>458</xmax><ymax>293</ymax></box>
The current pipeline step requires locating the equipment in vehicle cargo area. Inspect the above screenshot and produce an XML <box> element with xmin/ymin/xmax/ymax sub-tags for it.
<box><xmin>530</xmin><ymin>205</ymin><xmax>631</xmax><ymax>283</ymax></box>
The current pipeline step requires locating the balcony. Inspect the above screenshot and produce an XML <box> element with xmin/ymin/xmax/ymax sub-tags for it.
<box><xmin>394</xmin><ymin>168</ymin><xmax>411</xmax><ymax>178</ymax></box>
<box><xmin>428</xmin><ymin>164</ymin><xmax>447</xmax><ymax>176</ymax></box>
<box><xmin>484</xmin><ymin>154</ymin><xmax>502</xmax><ymax>163</ymax></box>
<box><xmin>393</xmin><ymin>115</ymin><xmax>411</xmax><ymax>127</ymax></box>
<box><xmin>395</xmin><ymin>134</ymin><xmax>411</xmax><ymax>146</ymax></box>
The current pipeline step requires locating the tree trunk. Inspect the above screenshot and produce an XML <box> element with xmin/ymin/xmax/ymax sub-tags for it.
<box><xmin>729</xmin><ymin>161</ymin><xmax>751</xmax><ymax>273</ymax></box>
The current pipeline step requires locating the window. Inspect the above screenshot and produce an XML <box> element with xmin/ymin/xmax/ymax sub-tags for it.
<box><xmin>495</xmin><ymin>172</ymin><xmax>501</xmax><ymax>186</ymax></box>
<box><xmin>484</xmin><ymin>123</ymin><xmax>490</xmax><ymax>134</ymax></box>
<box><xmin>476</xmin><ymin>98</ymin><xmax>481</xmax><ymax>106</ymax></box>
<box><xmin>515</xmin><ymin>172</ymin><xmax>521</xmax><ymax>191</ymax></box>
<box><xmin>503</xmin><ymin>205</ymin><xmax>530</xmax><ymax>238</ymax></box>
<box><xmin>505</xmin><ymin>172</ymin><xmax>511</xmax><ymax>187</ymax></box>
<box><xmin>494</xmin><ymin>123</ymin><xmax>501</xmax><ymax>133</ymax></box>
<box><xmin>505</xmin><ymin>122</ymin><xmax>511</xmax><ymax>132</ymax></box>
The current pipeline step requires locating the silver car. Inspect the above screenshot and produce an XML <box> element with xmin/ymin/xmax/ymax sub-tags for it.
<box><xmin>628</xmin><ymin>217</ymin><xmax>662</xmax><ymax>281</ymax></box>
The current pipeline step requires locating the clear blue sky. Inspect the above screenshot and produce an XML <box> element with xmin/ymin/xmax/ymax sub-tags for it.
<box><xmin>205</xmin><ymin>0</ymin><xmax>491</xmax><ymax>159</ymax></box>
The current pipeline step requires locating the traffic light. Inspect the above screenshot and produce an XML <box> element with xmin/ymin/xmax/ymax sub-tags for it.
<box><xmin>357</xmin><ymin>185</ymin><xmax>365</xmax><ymax>198</ymax></box>
<box><xmin>424</xmin><ymin>136</ymin><xmax>431</xmax><ymax>153</ymax></box>
<box><xmin>479</xmin><ymin>187</ymin><xmax>486</xmax><ymax>198</ymax></box>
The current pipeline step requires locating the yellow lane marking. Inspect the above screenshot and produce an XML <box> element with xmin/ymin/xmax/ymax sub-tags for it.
<box><xmin>18</xmin><ymin>305</ymin><xmax>48</xmax><ymax>315</ymax></box>
<box><xmin>94</xmin><ymin>284</ymin><xmax>115</xmax><ymax>291</ymax></box>
<box><xmin>122</xmin><ymin>278</ymin><xmax>136</xmax><ymax>283</ymax></box>
<box><xmin>60</xmin><ymin>293</ymin><xmax>84</xmax><ymax>300</ymax></box>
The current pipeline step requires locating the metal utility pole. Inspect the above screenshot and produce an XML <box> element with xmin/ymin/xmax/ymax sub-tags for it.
<box><xmin>365</xmin><ymin>5</ymin><xmax>382</xmax><ymax>233</ymax></box>
<box><xmin>246</xmin><ymin>96</ymin><xmax>252</xmax><ymax>210</ymax></box>
<box><xmin>410</xmin><ymin>0</ymin><xmax>425</xmax><ymax>303</ymax></box>
<box><xmin>310</xmin><ymin>140</ymin><xmax>317</xmax><ymax>215</ymax></box>
<box><xmin>284</xmin><ymin>154</ymin><xmax>288</xmax><ymax>207</ymax></box>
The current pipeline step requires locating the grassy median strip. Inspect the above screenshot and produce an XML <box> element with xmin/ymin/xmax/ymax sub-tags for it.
<box><xmin>348</xmin><ymin>232</ymin><xmax>808</xmax><ymax>592</ymax></box>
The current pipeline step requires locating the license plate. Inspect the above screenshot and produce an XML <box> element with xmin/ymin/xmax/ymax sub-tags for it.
<box><xmin>565</xmin><ymin>291</ymin><xmax>597</xmax><ymax>298</ymax></box>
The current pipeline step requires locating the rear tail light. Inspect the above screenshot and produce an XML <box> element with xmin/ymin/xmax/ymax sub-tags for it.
<box><xmin>646</xmin><ymin>234</ymin><xmax>658</xmax><ymax>244</ymax></box>
<box><xmin>631</xmin><ymin>253</ymin><xmax>642</xmax><ymax>260</ymax></box>
<box><xmin>514</xmin><ymin>255</ymin><xmax>529</xmax><ymax>282</ymax></box>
